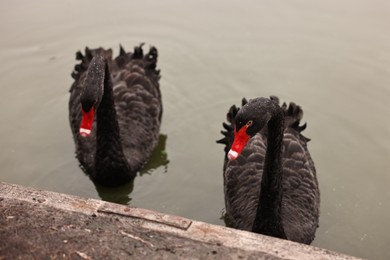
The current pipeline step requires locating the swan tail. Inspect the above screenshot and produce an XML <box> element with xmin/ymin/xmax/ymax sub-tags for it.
<box><xmin>71</xmin><ymin>47</ymin><xmax>113</xmax><ymax>82</ymax></box>
<box><xmin>146</xmin><ymin>46</ymin><xmax>158</xmax><ymax>70</ymax></box>
<box><xmin>119</xmin><ymin>44</ymin><xmax>126</xmax><ymax>56</ymax></box>
<box><xmin>281</xmin><ymin>101</ymin><xmax>310</xmax><ymax>141</ymax></box>
<box><xmin>132</xmin><ymin>43</ymin><xmax>145</xmax><ymax>59</ymax></box>
<box><xmin>134</xmin><ymin>43</ymin><xmax>158</xmax><ymax>72</ymax></box>
<box><xmin>114</xmin><ymin>43</ymin><xmax>160</xmax><ymax>78</ymax></box>
<box><xmin>268</xmin><ymin>96</ymin><xmax>308</xmax><ymax>136</ymax></box>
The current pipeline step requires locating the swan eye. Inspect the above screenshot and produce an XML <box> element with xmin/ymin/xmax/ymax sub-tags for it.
<box><xmin>246</xmin><ymin>120</ymin><xmax>253</xmax><ymax>127</ymax></box>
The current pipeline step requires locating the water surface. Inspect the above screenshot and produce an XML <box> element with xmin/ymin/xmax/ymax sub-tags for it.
<box><xmin>0</xmin><ymin>1</ymin><xmax>389</xmax><ymax>259</ymax></box>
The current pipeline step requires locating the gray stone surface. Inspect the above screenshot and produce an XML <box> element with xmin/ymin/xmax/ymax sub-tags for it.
<box><xmin>0</xmin><ymin>182</ymin><xmax>362</xmax><ymax>259</ymax></box>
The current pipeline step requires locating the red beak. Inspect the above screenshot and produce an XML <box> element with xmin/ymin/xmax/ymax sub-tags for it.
<box><xmin>80</xmin><ymin>108</ymin><xmax>95</xmax><ymax>137</ymax></box>
<box><xmin>228</xmin><ymin>125</ymin><xmax>250</xmax><ymax>160</ymax></box>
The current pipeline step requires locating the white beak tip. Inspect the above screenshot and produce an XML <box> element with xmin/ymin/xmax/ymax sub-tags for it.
<box><xmin>80</xmin><ymin>128</ymin><xmax>91</xmax><ymax>137</ymax></box>
<box><xmin>228</xmin><ymin>150</ymin><xmax>239</xmax><ymax>160</ymax></box>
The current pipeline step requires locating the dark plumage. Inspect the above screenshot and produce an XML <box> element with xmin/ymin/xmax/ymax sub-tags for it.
<box><xmin>69</xmin><ymin>44</ymin><xmax>162</xmax><ymax>187</ymax></box>
<box><xmin>217</xmin><ymin>96</ymin><xmax>320</xmax><ymax>244</ymax></box>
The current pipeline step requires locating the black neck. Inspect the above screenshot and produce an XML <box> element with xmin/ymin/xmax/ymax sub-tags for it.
<box><xmin>252</xmin><ymin>108</ymin><xmax>287</xmax><ymax>239</ymax></box>
<box><xmin>94</xmin><ymin>63</ymin><xmax>132</xmax><ymax>185</ymax></box>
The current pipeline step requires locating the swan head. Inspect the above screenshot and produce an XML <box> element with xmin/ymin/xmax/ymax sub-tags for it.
<box><xmin>228</xmin><ymin>122</ymin><xmax>251</xmax><ymax>160</ymax></box>
<box><xmin>228</xmin><ymin>97</ymin><xmax>276</xmax><ymax>160</ymax></box>
<box><xmin>79</xmin><ymin>55</ymin><xmax>105</xmax><ymax>138</ymax></box>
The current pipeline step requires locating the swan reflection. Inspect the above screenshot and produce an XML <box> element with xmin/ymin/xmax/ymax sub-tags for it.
<box><xmin>94</xmin><ymin>134</ymin><xmax>169</xmax><ymax>204</ymax></box>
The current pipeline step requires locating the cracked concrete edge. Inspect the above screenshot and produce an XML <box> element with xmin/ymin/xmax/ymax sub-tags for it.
<box><xmin>0</xmin><ymin>182</ymin><xmax>362</xmax><ymax>260</ymax></box>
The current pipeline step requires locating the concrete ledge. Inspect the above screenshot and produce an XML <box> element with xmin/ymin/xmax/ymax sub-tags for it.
<box><xmin>0</xmin><ymin>182</ymin><xmax>361</xmax><ymax>259</ymax></box>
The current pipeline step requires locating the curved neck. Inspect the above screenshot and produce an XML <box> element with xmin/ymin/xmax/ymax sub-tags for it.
<box><xmin>252</xmin><ymin>108</ymin><xmax>287</xmax><ymax>239</ymax></box>
<box><xmin>95</xmin><ymin>63</ymin><xmax>131</xmax><ymax>182</ymax></box>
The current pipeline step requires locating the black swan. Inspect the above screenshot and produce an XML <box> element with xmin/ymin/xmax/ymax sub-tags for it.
<box><xmin>69</xmin><ymin>44</ymin><xmax>162</xmax><ymax>187</ymax></box>
<box><xmin>217</xmin><ymin>96</ymin><xmax>320</xmax><ymax>244</ymax></box>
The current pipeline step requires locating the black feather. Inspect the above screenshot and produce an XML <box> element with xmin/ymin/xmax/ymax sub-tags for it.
<box><xmin>217</xmin><ymin>96</ymin><xmax>320</xmax><ymax>244</ymax></box>
<box><xmin>69</xmin><ymin>43</ymin><xmax>162</xmax><ymax>186</ymax></box>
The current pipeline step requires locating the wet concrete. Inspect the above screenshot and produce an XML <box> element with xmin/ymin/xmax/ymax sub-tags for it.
<box><xmin>0</xmin><ymin>182</ymin><xmax>362</xmax><ymax>259</ymax></box>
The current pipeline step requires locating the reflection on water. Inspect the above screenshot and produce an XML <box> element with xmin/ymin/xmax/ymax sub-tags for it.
<box><xmin>0</xmin><ymin>1</ymin><xmax>390</xmax><ymax>259</ymax></box>
<box><xmin>95</xmin><ymin>181</ymin><xmax>134</xmax><ymax>205</ymax></box>
<box><xmin>95</xmin><ymin>134</ymin><xmax>169</xmax><ymax>204</ymax></box>
<box><xmin>140</xmin><ymin>134</ymin><xmax>169</xmax><ymax>176</ymax></box>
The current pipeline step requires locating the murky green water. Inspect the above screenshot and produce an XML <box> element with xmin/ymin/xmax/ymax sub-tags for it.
<box><xmin>1</xmin><ymin>0</ymin><xmax>389</xmax><ymax>259</ymax></box>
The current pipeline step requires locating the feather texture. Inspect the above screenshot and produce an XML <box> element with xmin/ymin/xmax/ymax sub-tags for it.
<box><xmin>69</xmin><ymin>44</ymin><xmax>162</xmax><ymax>186</ymax></box>
<box><xmin>218</xmin><ymin>96</ymin><xmax>320</xmax><ymax>244</ymax></box>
